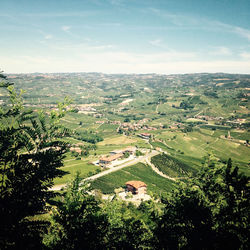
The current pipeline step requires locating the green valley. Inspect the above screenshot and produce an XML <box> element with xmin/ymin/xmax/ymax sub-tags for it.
<box><xmin>1</xmin><ymin>72</ymin><xmax>249</xmax><ymax>192</ymax></box>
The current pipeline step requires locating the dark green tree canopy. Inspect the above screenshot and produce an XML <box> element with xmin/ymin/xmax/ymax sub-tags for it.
<box><xmin>0</xmin><ymin>73</ymin><xmax>71</xmax><ymax>249</ymax></box>
<box><xmin>155</xmin><ymin>157</ymin><xmax>250</xmax><ymax>250</ymax></box>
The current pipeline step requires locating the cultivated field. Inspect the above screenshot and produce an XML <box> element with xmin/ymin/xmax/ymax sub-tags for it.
<box><xmin>3</xmin><ymin>72</ymin><xmax>249</xmax><ymax>192</ymax></box>
<box><xmin>91</xmin><ymin>163</ymin><xmax>175</xmax><ymax>195</ymax></box>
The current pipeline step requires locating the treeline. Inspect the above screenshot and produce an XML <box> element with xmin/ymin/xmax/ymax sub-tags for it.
<box><xmin>73</xmin><ymin>131</ymin><xmax>103</xmax><ymax>144</ymax></box>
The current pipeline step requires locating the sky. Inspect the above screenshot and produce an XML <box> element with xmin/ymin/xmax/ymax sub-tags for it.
<box><xmin>0</xmin><ymin>0</ymin><xmax>250</xmax><ymax>74</ymax></box>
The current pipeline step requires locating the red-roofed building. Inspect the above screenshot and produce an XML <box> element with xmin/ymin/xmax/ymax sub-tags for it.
<box><xmin>126</xmin><ymin>180</ymin><xmax>147</xmax><ymax>194</ymax></box>
<box><xmin>99</xmin><ymin>153</ymin><xmax>123</xmax><ymax>165</ymax></box>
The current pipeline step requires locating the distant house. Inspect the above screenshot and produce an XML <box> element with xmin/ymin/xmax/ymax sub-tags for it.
<box><xmin>139</xmin><ymin>133</ymin><xmax>151</xmax><ymax>139</ymax></box>
<box><xmin>99</xmin><ymin>153</ymin><xmax>123</xmax><ymax>166</ymax></box>
<box><xmin>126</xmin><ymin>180</ymin><xmax>147</xmax><ymax>195</ymax></box>
<box><xmin>155</xmin><ymin>147</ymin><xmax>162</xmax><ymax>152</ymax></box>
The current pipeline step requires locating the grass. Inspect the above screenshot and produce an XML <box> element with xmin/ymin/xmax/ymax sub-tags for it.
<box><xmin>135</xmin><ymin>139</ymin><xmax>152</xmax><ymax>149</ymax></box>
<box><xmin>152</xmin><ymin>129</ymin><xmax>250</xmax><ymax>175</ymax></box>
<box><xmin>91</xmin><ymin>162</ymin><xmax>175</xmax><ymax>195</ymax></box>
<box><xmin>150</xmin><ymin>141</ymin><xmax>176</xmax><ymax>152</ymax></box>
<box><xmin>98</xmin><ymin>135</ymin><xmax>137</xmax><ymax>145</ymax></box>
<box><xmin>94</xmin><ymin>144</ymin><xmax>128</xmax><ymax>155</ymax></box>
<box><xmin>54</xmin><ymin>159</ymin><xmax>100</xmax><ymax>185</ymax></box>
<box><xmin>230</xmin><ymin>131</ymin><xmax>250</xmax><ymax>140</ymax></box>
<box><xmin>97</xmin><ymin>124</ymin><xmax>119</xmax><ymax>137</ymax></box>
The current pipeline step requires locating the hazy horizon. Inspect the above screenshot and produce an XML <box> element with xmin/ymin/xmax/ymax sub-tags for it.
<box><xmin>5</xmin><ymin>71</ymin><xmax>250</xmax><ymax>76</ymax></box>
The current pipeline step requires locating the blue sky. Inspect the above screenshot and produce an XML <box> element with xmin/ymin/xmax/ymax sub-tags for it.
<box><xmin>1</xmin><ymin>0</ymin><xmax>250</xmax><ymax>74</ymax></box>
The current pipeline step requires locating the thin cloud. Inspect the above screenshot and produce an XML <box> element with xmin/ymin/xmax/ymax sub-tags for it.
<box><xmin>210</xmin><ymin>47</ymin><xmax>232</xmax><ymax>56</ymax></box>
<box><xmin>90</xmin><ymin>45</ymin><xmax>115</xmax><ymax>50</ymax></box>
<box><xmin>108</xmin><ymin>0</ymin><xmax>124</xmax><ymax>7</ymax></box>
<box><xmin>61</xmin><ymin>26</ymin><xmax>71</xmax><ymax>32</ymax></box>
<box><xmin>44</xmin><ymin>34</ymin><xmax>53</xmax><ymax>40</ymax></box>
<box><xmin>149</xmin><ymin>8</ymin><xmax>199</xmax><ymax>27</ymax></box>
<box><xmin>209</xmin><ymin>21</ymin><xmax>250</xmax><ymax>42</ymax></box>
<box><xmin>150</xmin><ymin>9</ymin><xmax>250</xmax><ymax>42</ymax></box>
<box><xmin>16</xmin><ymin>11</ymin><xmax>96</xmax><ymax>18</ymax></box>
<box><xmin>99</xmin><ymin>22</ymin><xmax>122</xmax><ymax>27</ymax></box>
<box><xmin>149</xmin><ymin>39</ymin><xmax>163</xmax><ymax>47</ymax></box>
<box><xmin>233</xmin><ymin>26</ymin><xmax>250</xmax><ymax>41</ymax></box>
<box><xmin>149</xmin><ymin>39</ymin><xmax>173</xmax><ymax>51</ymax></box>
<box><xmin>240</xmin><ymin>52</ymin><xmax>250</xmax><ymax>59</ymax></box>
<box><xmin>42</xmin><ymin>40</ymin><xmax>116</xmax><ymax>52</ymax></box>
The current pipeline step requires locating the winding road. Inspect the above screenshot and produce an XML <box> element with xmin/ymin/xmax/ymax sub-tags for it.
<box><xmin>50</xmin><ymin>150</ymin><xmax>159</xmax><ymax>191</ymax></box>
<box><xmin>83</xmin><ymin>150</ymin><xmax>159</xmax><ymax>182</ymax></box>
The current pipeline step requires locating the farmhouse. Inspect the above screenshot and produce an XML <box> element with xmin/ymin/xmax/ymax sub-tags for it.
<box><xmin>126</xmin><ymin>180</ymin><xmax>147</xmax><ymax>195</ymax></box>
<box><xmin>139</xmin><ymin>133</ymin><xmax>151</xmax><ymax>139</ymax></box>
<box><xmin>99</xmin><ymin>153</ymin><xmax>123</xmax><ymax>166</ymax></box>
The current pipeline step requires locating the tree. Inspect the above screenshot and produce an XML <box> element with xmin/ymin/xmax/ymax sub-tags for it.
<box><xmin>135</xmin><ymin>150</ymin><xmax>144</xmax><ymax>157</ymax></box>
<box><xmin>124</xmin><ymin>118</ymin><xmax>130</xmax><ymax>122</ymax></box>
<box><xmin>155</xmin><ymin>158</ymin><xmax>250</xmax><ymax>249</ymax></box>
<box><xmin>44</xmin><ymin>173</ymin><xmax>109</xmax><ymax>249</ymax></box>
<box><xmin>45</xmin><ymin>174</ymin><xmax>154</xmax><ymax>249</ymax></box>
<box><xmin>102</xmin><ymin>198</ymin><xmax>153</xmax><ymax>249</ymax></box>
<box><xmin>123</xmin><ymin>152</ymin><xmax>130</xmax><ymax>158</ymax></box>
<box><xmin>0</xmin><ymin>73</ymin><xmax>71</xmax><ymax>249</ymax></box>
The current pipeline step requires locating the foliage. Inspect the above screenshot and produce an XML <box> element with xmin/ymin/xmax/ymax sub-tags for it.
<box><xmin>102</xmin><ymin>199</ymin><xmax>153</xmax><ymax>249</ymax></box>
<box><xmin>182</xmin><ymin>124</ymin><xmax>193</xmax><ymax>133</ymax></box>
<box><xmin>155</xmin><ymin>158</ymin><xmax>250</xmax><ymax>249</ymax></box>
<box><xmin>44</xmin><ymin>173</ymin><xmax>109</xmax><ymax>249</ymax></box>
<box><xmin>123</xmin><ymin>151</ymin><xmax>130</xmax><ymax>158</ymax></box>
<box><xmin>45</xmin><ymin>173</ymin><xmax>153</xmax><ymax>249</ymax></box>
<box><xmin>73</xmin><ymin>130</ymin><xmax>103</xmax><ymax>144</ymax></box>
<box><xmin>0</xmin><ymin>73</ymin><xmax>70</xmax><ymax>249</ymax></box>
<box><xmin>179</xmin><ymin>100</ymin><xmax>194</xmax><ymax>110</ymax></box>
<box><xmin>135</xmin><ymin>149</ymin><xmax>144</xmax><ymax>156</ymax></box>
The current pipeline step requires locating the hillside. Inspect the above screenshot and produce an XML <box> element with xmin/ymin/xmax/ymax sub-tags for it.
<box><xmin>1</xmin><ymin>72</ymin><xmax>249</xmax><ymax>184</ymax></box>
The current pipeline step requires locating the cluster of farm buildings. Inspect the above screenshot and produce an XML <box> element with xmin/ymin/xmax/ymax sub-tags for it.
<box><xmin>103</xmin><ymin>180</ymin><xmax>149</xmax><ymax>204</ymax></box>
<box><xmin>99</xmin><ymin>146</ymin><xmax>136</xmax><ymax>166</ymax></box>
<box><xmin>119</xmin><ymin>122</ymin><xmax>158</xmax><ymax>132</ymax></box>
